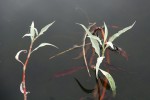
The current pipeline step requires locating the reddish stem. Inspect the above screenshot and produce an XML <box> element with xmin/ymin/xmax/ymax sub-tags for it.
<box><xmin>100</xmin><ymin>28</ymin><xmax>110</xmax><ymax>100</ymax></box>
<box><xmin>100</xmin><ymin>50</ymin><xmax>110</xmax><ymax>100</ymax></box>
<box><xmin>93</xmin><ymin>27</ymin><xmax>109</xmax><ymax>100</ymax></box>
<box><xmin>22</xmin><ymin>43</ymin><xmax>33</xmax><ymax>100</ymax></box>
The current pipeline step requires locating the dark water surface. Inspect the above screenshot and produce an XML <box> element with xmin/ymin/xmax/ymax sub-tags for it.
<box><xmin>0</xmin><ymin>0</ymin><xmax>150</xmax><ymax>100</ymax></box>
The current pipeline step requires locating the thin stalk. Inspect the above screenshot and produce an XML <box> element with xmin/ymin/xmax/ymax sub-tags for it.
<box><xmin>99</xmin><ymin>28</ymin><xmax>110</xmax><ymax>100</ymax></box>
<box><xmin>22</xmin><ymin>41</ymin><xmax>34</xmax><ymax>100</ymax></box>
<box><xmin>100</xmin><ymin>50</ymin><xmax>110</xmax><ymax>100</ymax></box>
<box><xmin>82</xmin><ymin>33</ymin><xmax>91</xmax><ymax>77</ymax></box>
<box><xmin>49</xmin><ymin>43</ymin><xmax>91</xmax><ymax>60</ymax></box>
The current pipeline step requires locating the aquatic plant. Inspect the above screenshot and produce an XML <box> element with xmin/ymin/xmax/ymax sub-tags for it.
<box><xmin>49</xmin><ymin>21</ymin><xmax>135</xmax><ymax>99</ymax></box>
<box><xmin>15</xmin><ymin>21</ymin><xmax>58</xmax><ymax>100</ymax></box>
<box><xmin>78</xmin><ymin>21</ymin><xmax>135</xmax><ymax>98</ymax></box>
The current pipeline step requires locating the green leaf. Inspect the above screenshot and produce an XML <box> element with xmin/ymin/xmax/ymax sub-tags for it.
<box><xmin>30</xmin><ymin>21</ymin><xmax>35</xmax><ymax>41</ymax></box>
<box><xmin>109</xmin><ymin>21</ymin><xmax>136</xmax><ymax>42</ymax></box>
<box><xmin>87</xmin><ymin>35</ymin><xmax>102</xmax><ymax>45</ymax></box>
<box><xmin>78</xmin><ymin>23</ymin><xmax>100</xmax><ymax>56</ymax></box>
<box><xmin>38</xmin><ymin>21</ymin><xmax>55</xmax><ymax>36</ymax></box>
<box><xmin>34</xmin><ymin>27</ymin><xmax>38</xmax><ymax>36</ymax></box>
<box><xmin>95</xmin><ymin>57</ymin><xmax>105</xmax><ymax>78</ymax></box>
<box><xmin>88</xmin><ymin>36</ymin><xmax>100</xmax><ymax>56</ymax></box>
<box><xmin>77</xmin><ymin>23</ymin><xmax>92</xmax><ymax>36</ymax></box>
<box><xmin>99</xmin><ymin>68</ymin><xmax>116</xmax><ymax>96</ymax></box>
<box><xmin>31</xmin><ymin>43</ymin><xmax>58</xmax><ymax>53</ymax></box>
<box><xmin>15</xmin><ymin>50</ymin><xmax>27</xmax><ymax>66</ymax></box>
<box><xmin>22</xmin><ymin>33</ymin><xmax>31</xmax><ymax>38</ymax></box>
<box><xmin>104</xmin><ymin>22</ymin><xmax>108</xmax><ymax>42</ymax></box>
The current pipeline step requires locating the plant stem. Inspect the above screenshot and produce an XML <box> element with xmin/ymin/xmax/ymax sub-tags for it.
<box><xmin>82</xmin><ymin>33</ymin><xmax>91</xmax><ymax>77</ymax></box>
<box><xmin>22</xmin><ymin>42</ymin><xmax>33</xmax><ymax>100</ymax></box>
<box><xmin>100</xmin><ymin>28</ymin><xmax>110</xmax><ymax>100</ymax></box>
<box><xmin>49</xmin><ymin>43</ymin><xmax>91</xmax><ymax>60</ymax></box>
<box><xmin>100</xmin><ymin>50</ymin><xmax>110</xmax><ymax>100</ymax></box>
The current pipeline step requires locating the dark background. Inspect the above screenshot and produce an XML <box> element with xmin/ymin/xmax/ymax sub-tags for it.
<box><xmin>0</xmin><ymin>0</ymin><xmax>150</xmax><ymax>100</ymax></box>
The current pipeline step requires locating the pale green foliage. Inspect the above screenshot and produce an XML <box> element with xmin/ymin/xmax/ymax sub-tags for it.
<box><xmin>104</xmin><ymin>22</ymin><xmax>108</xmax><ymax>43</ymax></box>
<box><xmin>22</xmin><ymin>34</ymin><xmax>31</xmax><ymax>38</ymax></box>
<box><xmin>16</xmin><ymin>21</ymin><xmax>57</xmax><ymax>96</ymax></box>
<box><xmin>31</xmin><ymin>43</ymin><xmax>58</xmax><ymax>54</ymax></box>
<box><xmin>109</xmin><ymin>21</ymin><xmax>136</xmax><ymax>42</ymax></box>
<box><xmin>15</xmin><ymin>50</ymin><xmax>27</xmax><ymax>66</ymax></box>
<box><xmin>78</xmin><ymin>23</ymin><xmax>101</xmax><ymax>56</ymax></box>
<box><xmin>20</xmin><ymin>21</ymin><xmax>58</xmax><ymax>57</ymax></box>
<box><xmin>95</xmin><ymin>57</ymin><xmax>105</xmax><ymax>78</ymax></box>
<box><xmin>99</xmin><ymin>68</ymin><xmax>116</xmax><ymax>96</ymax></box>
<box><xmin>38</xmin><ymin>21</ymin><xmax>55</xmax><ymax>37</ymax></box>
<box><xmin>106</xmin><ymin>42</ymin><xmax>114</xmax><ymax>49</ymax></box>
<box><xmin>22</xmin><ymin>21</ymin><xmax>55</xmax><ymax>42</ymax></box>
<box><xmin>78</xmin><ymin>21</ymin><xmax>135</xmax><ymax>96</ymax></box>
<box><xmin>87</xmin><ymin>35</ymin><xmax>102</xmax><ymax>45</ymax></box>
<box><xmin>23</xmin><ymin>21</ymin><xmax>57</xmax><ymax>53</ymax></box>
<box><xmin>30</xmin><ymin>22</ymin><xmax>35</xmax><ymax>41</ymax></box>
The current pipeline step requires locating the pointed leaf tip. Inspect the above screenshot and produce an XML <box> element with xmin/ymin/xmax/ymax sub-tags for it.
<box><xmin>109</xmin><ymin>21</ymin><xmax>136</xmax><ymax>42</ymax></box>
<box><xmin>22</xmin><ymin>33</ymin><xmax>31</xmax><ymax>38</ymax></box>
<box><xmin>78</xmin><ymin>23</ymin><xmax>101</xmax><ymax>56</ymax></box>
<box><xmin>31</xmin><ymin>43</ymin><xmax>58</xmax><ymax>54</ymax></box>
<box><xmin>99</xmin><ymin>69</ymin><xmax>116</xmax><ymax>96</ymax></box>
<box><xmin>30</xmin><ymin>21</ymin><xmax>35</xmax><ymax>41</ymax></box>
<box><xmin>95</xmin><ymin>57</ymin><xmax>105</xmax><ymax>78</ymax></box>
<box><xmin>104</xmin><ymin>22</ymin><xmax>108</xmax><ymax>42</ymax></box>
<box><xmin>38</xmin><ymin>21</ymin><xmax>55</xmax><ymax>36</ymax></box>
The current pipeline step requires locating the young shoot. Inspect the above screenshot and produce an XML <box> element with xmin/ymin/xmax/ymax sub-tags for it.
<box><xmin>78</xmin><ymin>21</ymin><xmax>136</xmax><ymax>96</ymax></box>
<box><xmin>15</xmin><ymin>21</ymin><xmax>58</xmax><ymax>100</ymax></box>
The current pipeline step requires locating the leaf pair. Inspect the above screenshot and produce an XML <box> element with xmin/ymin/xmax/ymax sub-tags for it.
<box><xmin>16</xmin><ymin>21</ymin><xmax>58</xmax><ymax>95</ymax></box>
<box><xmin>22</xmin><ymin>21</ymin><xmax>55</xmax><ymax>42</ymax></box>
<box><xmin>16</xmin><ymin>21</ymin><xmax>58</xmax><ymax>67</ymax></box>
<box><xmin>77</xmin><ymin>23</ymin><xmax>102</xmax><ymax>57</ymax></box>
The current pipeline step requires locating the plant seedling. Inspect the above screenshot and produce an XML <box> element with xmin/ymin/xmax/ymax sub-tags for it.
<box><xmin>15</xmin><ymin>21</ymin><xmax>58</xmax><ymax>100</ymax></box>
<box><xmin>49</xmin><ymin>21</ymin><xmax>135</xmax><ymax>99</ymax></box>
<box><xmin>78</xmin><ymin>21</ymin><xmax>136</xmax><ymax>98</ymax></box>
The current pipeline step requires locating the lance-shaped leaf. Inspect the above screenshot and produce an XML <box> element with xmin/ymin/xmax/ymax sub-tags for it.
<box><xmin>34</xmin><ymin>27</ymin><xmax>38</xmax><ymax>36</ymax></box>
<box><xmin>95</xmin><ymin>56</ymin><xmax>105</xmax><ymax>78</ymax></box>
<box><xmin>99</xmin><ymin>68</ymin><xmax>116</xmax><ymax>96</ymax></box>
<box><xmin>87</xmin><ymin>35</ymin><xmax>102</xmax><ymax>45</ymax></box>
<box><xmin>31</xmin><ymin>43</ymin><xmax>58</xmax><ymax>53</ymax></box>
<box><xmin>104</xmin><ymin>22</ymin><xmax>108</xmax><ymax>43</ymax></box>
<box><xmin>22</xmin><ymin>33</ymin><xmax>31</xmax><ymax>38</ymax></box>
<box><xmin>30</xmin><ymin>21</ymin><xmax>35</xmax><ymax>41</ymax></box>
<box><xmin>89</xmin><ymin>37</ymin><xmax>100</xmax><ymax>56</ymax></box>
<box><xmin>109</xmin><ymin>21</ymin><xmax>136</xmax><ymax>43</ymax></box>
<box><xmin>78</xmin><ymin>23</ymin><xmax>100</xmax><ymax>56</ymax></box>
<box><xmin>38</xmin><ymin>21</ymin><xmax>55</xmax><ymax>37</ymax></box>
<box><xmin>77</xmin><ymin>23</ymin><xmax>92</xmax><ymax>36</ymax></box>
<box><xmin>15</xmin><ymin>50</ymin><xmax>27</xmax><ymax>66</ymax></box>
